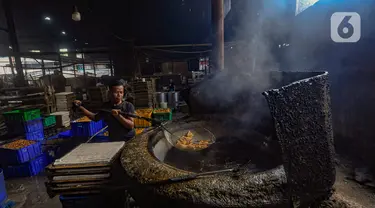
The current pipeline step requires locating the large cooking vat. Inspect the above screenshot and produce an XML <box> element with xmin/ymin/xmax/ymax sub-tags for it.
<box><xmin>122</xmin><ymin>71</ymin><xmax>338</xmax><ymax>207</ymax></box>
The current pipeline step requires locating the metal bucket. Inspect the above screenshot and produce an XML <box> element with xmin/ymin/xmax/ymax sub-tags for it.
<box><xmin>167</xmin><ymin>92</ymin><xmax>179</xmax><ymax>109</ymax></box>
<box><xmin>156</xmin><ymin>92</ymin><xmax>167</xmax><ymax>104</ymax></box>
<box><xmin>0</xmin><ymin>169</ymin><xmax>7</xmax><ymax>204</ymax></box>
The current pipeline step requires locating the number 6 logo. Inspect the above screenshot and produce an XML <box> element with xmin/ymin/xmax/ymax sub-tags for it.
<box><xmin>331</xmin><ymin>12</ymin><xmax>361</xmax><ymax>43</ymax></box>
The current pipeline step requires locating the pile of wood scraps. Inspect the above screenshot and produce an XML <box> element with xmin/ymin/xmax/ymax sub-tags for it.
<box><xmin>45</xmin><ymin>142</ymin><xmax>126</xmax><ymax>197</ymax></box>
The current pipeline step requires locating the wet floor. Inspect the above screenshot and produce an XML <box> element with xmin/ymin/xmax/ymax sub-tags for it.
<box><xmin>2</xmin><ymin>163</ymin><xmax>375</xmax><ymax>208</ymax></box>
<box><xmin>5</xmin><ymin>175</ymin><xmax>60</xmax><ymax>208</ymax></box>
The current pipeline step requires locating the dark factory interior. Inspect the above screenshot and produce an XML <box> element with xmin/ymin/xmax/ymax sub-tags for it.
<box><xmin>0</xmin><ymin>0</ymin><xmax>375</xmax><ymax>207</ymax></box>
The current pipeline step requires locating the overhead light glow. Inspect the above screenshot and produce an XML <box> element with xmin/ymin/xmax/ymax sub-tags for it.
<box><xmin>8</xmin><ymin>46</ymin><xmax>12</xmax><ymax>49</ymax></box>
<box><xmin>44</xmin><ymin>16</ymin><xmax>51</xmax><ymax>21</ymax></box>
<box><xmin>72</xmin><ymin>6</ymin><xmax>81</xmax><ymax>22</ymax></box>
<box><xmin>61</xmin><ymin>31</ymin><xmax>66</xmax><ymax>35</ymax></box>
<box><xmin>85</xmin><ymin>42</ymin><xmax>88</xmax><ymax>45</ymax></box>
<box><xmin>60</xmin><ymin>48</ymin><xmax>68</xmax><ymax>57</ymax></box>
<box><xmin>30</xmin><ymin>50</ymin><xmax>40</xmax><ymax>53</ymax></box>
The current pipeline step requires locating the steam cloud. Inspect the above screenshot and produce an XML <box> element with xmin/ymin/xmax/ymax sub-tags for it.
<box><xmin>192</xmin><ymin>0</ymin><xmax>290</xmax><ymax>127</ymax></box>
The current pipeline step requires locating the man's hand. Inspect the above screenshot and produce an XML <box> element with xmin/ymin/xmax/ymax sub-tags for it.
<box><xmin>73</xmin><ymin>100</ymin><xmax>82</xmax><ymax>107</ymax></box>
<box><xmin>111</xmin><ymin>109</ymin><xmax>121</xmax><ymax>116</ymax></box>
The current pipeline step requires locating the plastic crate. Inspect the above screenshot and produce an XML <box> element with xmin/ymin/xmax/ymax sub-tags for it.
<box><xmin>152</xmin><ymin>108</ymin><xmax>172</xmax><ymax>123</ymax></box>
<box><xmin>43</xmin><ymin>115</ymin><xmax>56</xmax><ymax>128</ymax></box>
<box><xmin>59</xmin><ymin>193</ymin><xmax>126</xmax><ymax>208</ymax></box>
<box><xmin>3</xmin><ymin>154</ymin><xmax>47</xmax><ymax>178</ymax></box>
<box><xmin>58</xmin><ymin>130</ymin><xmax>72</xmax><ymax>138</ymax></box>
<box><xmin>71</xmin><ymin>119</ymin><xmax>103</xmax><ymax>137</ymax></box>
<box><xmin>0</xmin><ymin>140</ymin><xmax>42</xmax><ymax>165</ymax></box>
<box><xmin>134</xmin><ymin>108</ymin><xmax>153</xmax><ymax>128</ymax></box>
<box><xmin>3</xmin><ymin>109</ymin><xmax>40</xmax><ymax>122</ymax></box>
<box><xmin>0</xmin><ymin>169</ymin><xmax>6</xmax><ymax>205</ymax></box>
<box><xmin>6</xmin><ymin>118</ymin><xmax>43</xmax><ymax>134</ymax></box>
<box><xmin>0</xmin><ymin>200</ymin><xmax>15</xmax><ymax>208</ymax></box>
<box><xmin>89</xmin><ymin>136</ymin><xmax>110</xmax><ymax>143</ymax></box>
<box><xmin>25</xmin><ymin>130</ymin><xmax>45</xmax><ymax>141</ymax></box>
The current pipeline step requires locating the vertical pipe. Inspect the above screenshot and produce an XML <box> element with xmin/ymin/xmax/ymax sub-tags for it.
<box><xmin>211</xmin><ymin>0</ymin><xmax>224</xmax><ymax>71</ymax></box>
<box><xmin>3</xmin><ymin>0</ymin><xmax>24</xmax><ymax>86</ymax></box>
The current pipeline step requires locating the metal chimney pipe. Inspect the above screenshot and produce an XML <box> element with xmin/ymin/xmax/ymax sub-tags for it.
<box><xmin>211</xmin><ymin>0</ymin><xmax>225</xmax><ymax>71</ymax></box>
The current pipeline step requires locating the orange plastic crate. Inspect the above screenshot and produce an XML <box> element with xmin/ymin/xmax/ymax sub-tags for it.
<box><xmin>134</xmin><ymin>108</ymin><xmax>153</xmax><ymax>128</ymax></box>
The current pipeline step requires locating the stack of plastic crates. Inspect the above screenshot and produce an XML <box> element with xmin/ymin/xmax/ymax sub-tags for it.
<box><xmin>0</xmin><ymin>139</ymin><xmax>48</xmax><ymax>178</ymax></box>
<box><xmin>134</xmin><ymin>108</ymin><xmax>153</xmax><ymax>128</ymax></box>
<box><xmin>71</xmin><ymin>116</ymin><xmax>104</xmax><ymax>137</ymax></box>
<box><xmin>152</xmin><ymin>108</ymin><xmax>172</xmax><ymax>124</ymax></box>
<box><xmin>0</xmin><ymin>169</ymin><xmax>6</xmax><ymax>206</ymax></box>
<box><xmin>43</xmin><ymin>115</ymin><xmax>58</xmax><ymax>138</ymax></box>
<box><xmin>3</xmin><ymin>109</ymin><xmax>44</xmax><ymax>141</ymax></box>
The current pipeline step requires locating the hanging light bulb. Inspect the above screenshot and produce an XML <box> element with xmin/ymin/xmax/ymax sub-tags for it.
<box><xmin>72</xmin><ymin>6</ymin><xmax>81</xmax><ymax>21</ymax></box>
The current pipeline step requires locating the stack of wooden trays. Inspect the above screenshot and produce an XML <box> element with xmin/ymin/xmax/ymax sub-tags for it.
<box><xmin>45</xmin><ymin>142</ymin><xmax>126</xmax><ymax>197</ymax></box>
<box><xmin>55</xmin><ymin>92</ymin><xmax>76</xmax><ymax>112</ymax></box>
<box><xmin>86</xmin><ymin>87</ymin><xmax>109</xmax><ymax>110</ymax></box>
<box><xmin>50</xmin><ymin>111</ymin><xmax>70</xmax><ymax>127</ymax></box>
<box><xmin>133</xmin><ymin>81</ymin><xmax>155</xmax><ymax>108</ymax></box>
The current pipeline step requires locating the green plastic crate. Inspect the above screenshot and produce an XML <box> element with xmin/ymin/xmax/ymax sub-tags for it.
<box><xmin>3</xmin><ymin>109</ymin><xmax>41</xmax><ymax>122</ymax></box>
<box><xmin>152</xmin><ymin>109</ymin><xmax>172</xmax><ymax>124</ymax></box>
<box><xmin>43</xmin><ymin>115</ymin><xmax>56</xmax><ymax>127</ymax></box>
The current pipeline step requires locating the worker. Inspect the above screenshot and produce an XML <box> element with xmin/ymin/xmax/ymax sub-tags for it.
<box><xmin>74</xmin><ymin>80</ymin><xmax>136</xmax><ymax>141</ymax></box>
<box><xmin>168</xmin><ymin>79</ymin><xmax>175</xmax><ymax>91</ymax></box>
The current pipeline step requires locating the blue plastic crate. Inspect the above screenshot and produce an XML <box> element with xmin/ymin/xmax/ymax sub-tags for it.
<box><xmin>0</xmin><ymin>141</ymin><xmax>42</xmax><ymax>165</ymax></box>
<box><xmin>71</xmin><ymin>120</ymin><xmax>103</xmax><ymax>137</ymax></box>
<box><xmin>58</xmin><ymin>130</ymin><xmax>72</xmax><ymax>138</ymax></box>
<box><xmin>59</xmin><ymin>193</ymin><xmax>125</xmax><ymax>208</ymax></box>
<box><xmin>6</xmin><ymin>118</ymin><xmax>43</xmax><ymax>134</ymax></box>
<box><xmin>89</xmin><ymin>136</ymin><xmax>110</xmax><ymax>143</ymax></box>
<box><xmin>59</xmin><ymin>195</ymin><xmax>103</xmax><ymax>208</ymax></box>
<box><xmin>25</xmin><ymin>130</ymin><xmax>44</xmax><ymax>141</ymax></box>
<box><xmin>0</xmin><ymin>200</ymin><xmax>15</xmax><ymax>208</ymax></box>
<box><xmin>3</xmin><ymin>154</ymin><xmax>47</xmax><ymax>178</ymax></box>
<box><xmin>0</xmin><ymin>169</ymin><xmax>6</xmax><ymax>205</ymax></box>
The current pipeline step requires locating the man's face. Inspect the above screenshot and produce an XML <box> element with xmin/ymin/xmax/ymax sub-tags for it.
<box><xmin>111</xmin><ymin>85</ymin><xmax>124</xmax><ymax>103</ymax></box>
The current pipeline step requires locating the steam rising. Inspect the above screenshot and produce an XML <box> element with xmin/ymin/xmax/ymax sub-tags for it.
<box><xmin>191</xmin><ymin>1</ymin><xmax>290</xmax><ymax>127</ymax></box>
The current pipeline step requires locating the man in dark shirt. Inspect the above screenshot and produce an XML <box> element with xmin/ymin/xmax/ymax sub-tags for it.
<box><xmin>74</xmin><ymin>80</ymin><xmax>136</xmax><ymax>141</ymax></box>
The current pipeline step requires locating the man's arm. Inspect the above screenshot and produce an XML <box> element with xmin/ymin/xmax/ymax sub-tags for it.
<box><xmin>79</xmin><ymin>106</ymin><xmax>97</xmax><ymax>121</ymax></box>
<box><xmin>112</xmin><ymin>110</ymin><xmax>134</xmax><ymax>129</ymax></box>
<box><xmin>74</xmin><ymin>100</ymin><xmax>98</xmax><ymax>121</ymax></box>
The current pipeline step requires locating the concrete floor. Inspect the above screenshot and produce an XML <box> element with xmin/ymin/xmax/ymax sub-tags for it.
<box><xmin>2</xmin><ymin>165</ymin><xmax>375</xmax><ymax>208</ymax></box>
<box><xmin>5</xmin><ymin>176</ymin><xmax>60</xmax><ymax>208</ymax></box>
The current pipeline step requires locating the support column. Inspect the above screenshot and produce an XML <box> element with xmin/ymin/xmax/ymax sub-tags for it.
<box><xmin>41</xmin><ymin>59</ymin><xmax>45</xmax><ymax>76</ymax></box>
<box><xmin>211</xmin><ymin>0</ymin><xmax>224</xmax><ymax>71</ymax></box>
<box><xmin>8</xmin><ymin>56</ymin><xmax>15</xmax><ymax>76</ymax></box>
<box><xmin>109</xmin><ymin>55</ymin><xmax>114</xmax><ymax>76</ymax></box>
<box><xmin>82</xmin><ymin>52</ymin><xmax>86</xmax><ymax>88</ymax></box>
<box><xmin>3</xmin><ymin>0</ymin><xmax>25</xmax><ymax>86</ymax></box>
<box><xmin>58</xmin><ymin>53</ymin><xmax>63</xmax><ymax>73</ymax></box>
<box><xmin>73</xmin><ymin>64</ymin><xmax>76</xmax><ymax>77</ymax></box>
<box><xmin>93</xmin><ymin>62</ymin><xmax>96</xmax><ymax>77</ymax></box>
